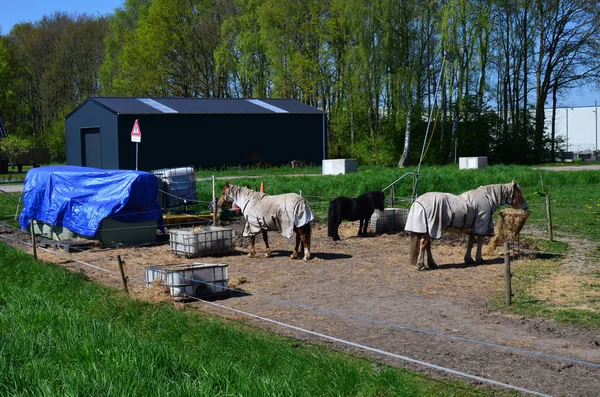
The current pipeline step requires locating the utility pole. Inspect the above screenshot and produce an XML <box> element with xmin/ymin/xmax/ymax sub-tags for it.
<box><xmin>595</xmin><ymin>101</ymin><xmax>598</xmax><ymax>153</ymax></box>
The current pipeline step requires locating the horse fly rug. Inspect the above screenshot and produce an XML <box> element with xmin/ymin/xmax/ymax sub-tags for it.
<box><xmin>404</xmin><ymin>185</ymin><xmax>509</xmax><ymax>239</ymax></box>
<box><xmin>242</xmin><ymin>192</ymin><xmax>314</xmax><ymax>239</ymax></box>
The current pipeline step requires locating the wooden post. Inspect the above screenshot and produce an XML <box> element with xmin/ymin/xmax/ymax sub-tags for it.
<box><xmin>29</xmin><ymin>219</ymin><xmax>37</xmax><ymax>260</ymax></box>
<box><xmin>15</xmin><ymin>194</ymin><xmax>22</xmax><ymax>221</ymax></box>
<box><xmin>540</xmin><ymin>175</ymin><xmax>545</xmax><ymax>194</ymax></box>
<box><xmin>117</xmin><ymin>255</ymin><xmax>129</xmax><ymax>294</ymax></box>
<box><xmin>504</xmin><ymin>242</ymin><xmax>511</xmax><ymax>305</ymax></box>
<box><xmin>545</xmin><ymin>193</ymin><xmax>553</xmax><ymax>242</ymax></box>
<box><xmin>212</xmin><ymin>175</ymin><xmax>217</xmax><ymax>226</ymax></box>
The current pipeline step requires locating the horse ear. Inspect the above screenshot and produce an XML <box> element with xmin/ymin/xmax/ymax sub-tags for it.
<box><xmin>511</xmin><ymin>180</ymin><xmax>515</xmax><ymax>184</ymax></box>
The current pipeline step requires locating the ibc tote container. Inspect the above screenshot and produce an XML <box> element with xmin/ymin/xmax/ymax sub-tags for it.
<box><xmin>153</xmin><ymin>166</ymin><xmax>198</xmax><ymax>208</ymax></box>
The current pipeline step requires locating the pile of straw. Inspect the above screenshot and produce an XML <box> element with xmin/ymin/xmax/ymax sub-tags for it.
<box><xmin>486</xmin><ymin>208</ymin><xmax>530</xmax><ymax>254</ymax></box>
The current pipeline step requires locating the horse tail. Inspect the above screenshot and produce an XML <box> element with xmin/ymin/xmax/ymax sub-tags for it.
<box><xmin>409</xmin><ymin>232</ymin><xmax>421</xmax><ymax>268</ymax></box>
<box><xmin>327</xmin><ymin>200</ymin><xmax>337</xmax><ymax>238</ymax></box>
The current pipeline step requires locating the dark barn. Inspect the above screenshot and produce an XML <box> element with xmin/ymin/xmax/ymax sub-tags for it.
<box><xmin>66</xmin><ymin>97</ymin><xmax>326</xmax><ymax>171</ymax></box>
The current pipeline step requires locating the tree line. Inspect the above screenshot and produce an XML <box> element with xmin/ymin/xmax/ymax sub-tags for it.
<box><xmin>1</xmin><ymin>0</ymin><xmax>599</xmax><ymax>167</ymax></box>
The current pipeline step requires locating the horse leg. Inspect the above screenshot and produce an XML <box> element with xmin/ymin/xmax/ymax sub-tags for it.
<box><xmin>474</xmin><ymin>235</ymin><xmax>484</xmax><ymax>265</ymax></box>
<box><xmin>358</xmin><ymin>219</ymin><xmax>364</xmax><ymax>236</ymax></box>
<box><xmin>417</xmin><ymin>236</ymin><xmax>428</xmax><ymax>271</ymax></box>
<box><xmin>291</xmin><ymin>229</ymin><xmax>300</xmax><ymax>259</ymax></box>
<box><xmin>262</xmin><ymin>229</ymin><xmax>271</xmax><ymax>258</ymax></box>
<box><xmin>424</xmin><ymin>235</ymin><xmax>438</xmax><ymax>269</ymax></box>
<box><xmin>248</xmin><ymin>235</ymin><xmax>256</xmax><ymax>258</ymax></box>
<box><xmin>299</xmin><ymin>225</ymin><xmax>312</xmax><ymax>261</ymax></box>
<box><xmin>464</xmin><ymin>234</ymin><xmax>475</xmax><ymax>264</ymax></box>
<box><xmin>409</xmin><ymin>233</ymin><xmax>420</xmax><ymax>268</ymax></box>
<box><xmin>360</xmin><ymin>217</ymin><xmax>370</xmax><ymax>236</ymax></box>
<box><xmin>333</xmin><ymin>219</ymin><xmax>342</xmax><ymax>241</ymax></box>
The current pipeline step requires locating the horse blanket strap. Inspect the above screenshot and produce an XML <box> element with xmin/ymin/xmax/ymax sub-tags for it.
<box><xmin>405</xmin><ymin>184</ymin><xmax>512</xmax><ymax>239</ymax></box>
<box><xmin>242</xmin><ymin>192</ymin><xmax>314</xmax><ymax>239</ymax></box>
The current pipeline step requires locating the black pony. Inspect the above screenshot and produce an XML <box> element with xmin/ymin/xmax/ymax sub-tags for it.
<box><xmin>328</xmin><ymin>191</ymin><xmax>385</xmax><ymax>241</ymax></box>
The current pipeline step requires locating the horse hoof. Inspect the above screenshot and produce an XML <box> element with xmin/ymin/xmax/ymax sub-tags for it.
<box><xmin>290</xmin><ymin>253</ymin><xmax>298</xmax><ymax>259</ymax></box>
<box><xmin>265</xmin><ymin>253</ymin><xmax>271</xmax><ymax>258</ymax></box>
<box><xmin>418</xmin><ymin>265</ymin><xmax>430</xmax><ymax>271</ymax></box>
<box><xmin>332</xmin><ymin>236</ymin><xmax>340</xmax><ymax>241</ymax></box>
<box><xmin>247</xmin><ymin>252</ymin><xmax>255</xmax><ymax>258</ymax></box>
<box><xmin>428</xmin><ymin>263</ymin><xmax>439</xmax><ymax>270</ymax></box>
<box><xmin>464</xmin><ymin>258</ymin><xmax>475</xmax><ymax>265</ymax></box>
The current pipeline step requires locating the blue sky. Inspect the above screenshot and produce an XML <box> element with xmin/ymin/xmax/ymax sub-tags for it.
<box><xmin>0</xmin><ymin>0</ymin><xmax>123</xmax><ymax>34</ymax></box>
<box><xmin>1</xmin><ymin>1</ymin><xmax>598</xmax><ymax>107</ymax></box>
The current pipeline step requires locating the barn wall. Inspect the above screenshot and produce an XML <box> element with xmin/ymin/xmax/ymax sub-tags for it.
<box><xmin>116</xmin><ymin>113</ymin><xmax>324</xmax><ymax>171</ymax></box>
<box><xmin>66</xmin><ymin>102</ymin><xmax>119</xmax><ymax>169</ymax></box>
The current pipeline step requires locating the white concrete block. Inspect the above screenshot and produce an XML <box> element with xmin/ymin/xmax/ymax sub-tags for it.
<box><xmin>459</xmin><ymin>157</ymin><xmax>488</xmax><ymax>170</ymax></box>
<box><xmin>322</xmin><ymin>159</ymin><xmax>359</xmax><ymax>175</ymax></box>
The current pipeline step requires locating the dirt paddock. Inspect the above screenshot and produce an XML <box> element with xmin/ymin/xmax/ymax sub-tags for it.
<box><xmin>2</xmin><ymin>219</ymin><xmax>599</xmax><ymax>396</ymax></box>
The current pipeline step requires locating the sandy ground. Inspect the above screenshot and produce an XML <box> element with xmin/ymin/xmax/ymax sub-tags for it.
<box><xmin>1</xmin><ymin>219</ymin><xmax>599</xmax><ymax>397</ymax></box>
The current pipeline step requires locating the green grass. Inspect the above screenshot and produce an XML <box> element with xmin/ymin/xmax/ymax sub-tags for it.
<box><xmin>0</xmin><ymin>244</ymin><xmax>494</xmax><ymax>396</ymax></box>
<box><xmin>488</xmin><ymin>256</ymin><xmax>600</xmax><ymax>329</ymax></box>
<box><xmin>0</xmin><ymin>191</ymin><xmax>22</xmax><ymax>228</ymax></box>
<box><xmin>504</xmin><ymin>290</ymin><xmax>600</xmax><ymax>329</ymax></box>
<box><xmin>522</xmin><ymin>237</ymin><xmax>570</xmax><ymax>256</ymax></box>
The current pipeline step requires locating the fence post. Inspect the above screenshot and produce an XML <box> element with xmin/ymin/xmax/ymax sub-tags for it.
<box><xmin>212</xmin><ymin>175</ymin><xmax>217</xmax><ymax>226</ymax></box>
<box><xmin>504</xmin><ymin>242</ymin><xmax>511</xmax><ymax>306</ymax></box>
<box><xmin>15</xmin><ymin>194</ymin><xmax>22</xmax><ymax>221</ymax></box>
<box><xmin>545</xmin><ymin>193</ymin><xmax>553</xmax><ymax>242</ymax></box>
<box><xmin>29</xmin><ymin>219</ymin><xmax>37</xmax><ymax>260</ymax></box>
<box><xmin>117</xmin><ymin>255</ymin><xmax>129</xmax><ymax>294</ymax></box>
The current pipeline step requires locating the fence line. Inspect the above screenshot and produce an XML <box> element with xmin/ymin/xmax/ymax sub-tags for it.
<box><xmin>189</xmin><ymin>296</ymin><xmax>553</xmax><ymax>397</ymax></box>
<box><xmin>0</xmin><ymin>232</ymin><xmax>558</xmax><ymax>396</ymax></box>
<box><xmin>2</xmin><ymin>224</ymin><xmax>598</xmax><ymax>373</ymax></box>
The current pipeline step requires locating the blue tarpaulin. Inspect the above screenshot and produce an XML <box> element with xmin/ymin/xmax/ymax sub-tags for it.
<box><xmin>19</xmin><ymin>166</ymin><xmax>164</xmax><ymax>238</ymax></box>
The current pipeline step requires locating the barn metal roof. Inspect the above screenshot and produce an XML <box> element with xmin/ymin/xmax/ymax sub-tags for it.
<box><xmin>80</xmin><ymin>97</ymin><xmax>324</xmax><ymax>116</ymax></box>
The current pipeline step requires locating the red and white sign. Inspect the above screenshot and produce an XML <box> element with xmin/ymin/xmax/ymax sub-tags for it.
<box><xmin>131</xmin><ymin>119</ymin><xmax>142</xmax><ymax>143</ymax></box>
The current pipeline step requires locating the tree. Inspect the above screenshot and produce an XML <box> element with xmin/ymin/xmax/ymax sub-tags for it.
<box><xmin>534</xmin><ymin>0</ymin><xmax>600</xmax><ymax>162</ymax></box>
<box><xmin>0</xmin><ymin>135</ymin><xmax>30</xmax><ymax>170</ymax></box>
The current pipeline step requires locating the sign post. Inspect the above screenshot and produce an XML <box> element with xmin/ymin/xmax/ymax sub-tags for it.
<box><xmin>131</xmin><ymin>119</ymin><xmax>142</xmax><ymax>170</ymax></box>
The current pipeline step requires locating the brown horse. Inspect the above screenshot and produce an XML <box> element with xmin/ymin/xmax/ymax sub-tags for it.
<box><xmin>217</xmin><ymin>182</ymin><xmax>314</xmax><ymax>261</ymax></box>
<box><xmin>405</xmin><ymin>181</ymin><xmax>528</xmax><ymax>271</ymax></box>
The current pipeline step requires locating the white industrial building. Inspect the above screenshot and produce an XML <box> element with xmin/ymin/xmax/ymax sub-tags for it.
<box><xmin>545</xmin><ymin>105</ymin><xmax>599</xmax><ymax>159</ymax></box>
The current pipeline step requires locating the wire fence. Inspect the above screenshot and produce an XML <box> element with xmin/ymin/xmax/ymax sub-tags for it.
<box><xmin>0</xmin><ymin>225</ymin><xmax>572</xmax><ymax>397</ymax></box>
<box><xmin>0</xmin><ymin>220</ymin><xmax>598</xmax><ymax>369</ymax></box>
